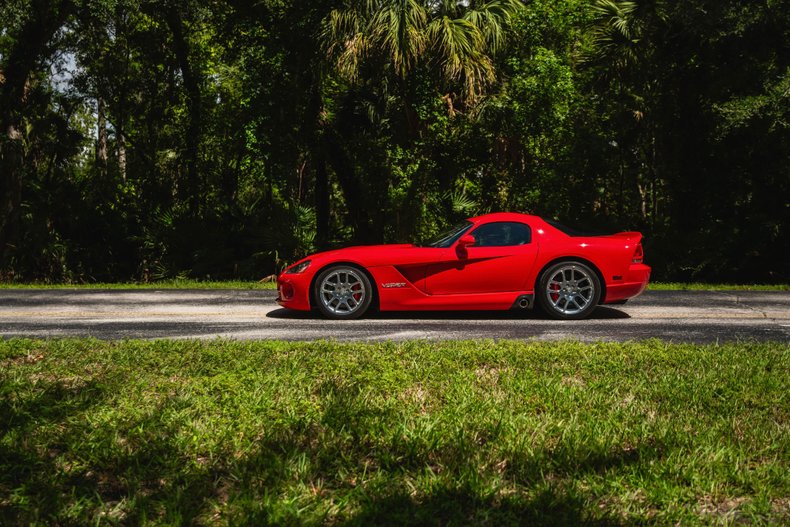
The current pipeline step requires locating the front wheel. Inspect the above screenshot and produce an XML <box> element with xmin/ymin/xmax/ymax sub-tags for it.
<box><xmin>314</xmin><ymin>266</ymin><xmax>373</xmax><ymax>319</ymax></box>
<box><xmin>537</xmin><ymin>261</ymin><xmax>601</xmax><ymax>320</ymax></box>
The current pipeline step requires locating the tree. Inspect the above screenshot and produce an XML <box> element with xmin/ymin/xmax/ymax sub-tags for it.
<box><xmin>0</xmin><ymin>0</ymin><xmax>787</xmax><ymax>283</ymax></box>
<box><xmin>582</xmin><ymin>0</ymin><xmax>789</xmax><ymax>281</ymax></box>
<box><xmin>320</xmin><ymin>0</ymin><xmax>524</xmax><ymax>242</ymax></box>
<box><xmin>0</xmin><ymin>0</ymin><xmax>74</xmax><ymax>267</ymax></box>
<box><xmin>324</xmin><ymin>0</ymin><xmax>523</xmax><ymax>107</ymax></box>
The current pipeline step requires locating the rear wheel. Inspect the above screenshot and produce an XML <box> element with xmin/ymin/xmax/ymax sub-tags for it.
<box><xmin>314</xmin><ymin>266</ymin><xmax>373</xmax><ymax>319</ymax></box>
<box><xmin>537</xmin><ymin>261</ymin><xmax>601</xmax><ymax>320</ymax></box>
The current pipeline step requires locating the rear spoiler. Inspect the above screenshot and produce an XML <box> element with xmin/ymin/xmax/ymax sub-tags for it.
<box><xmin>610</xmin><ymin>232</ymin><xmax>644</xmax><ymax>263</ymax></box>
<box><xmin>609</xmin><ymin>231</ymin><xmax>642</xmax><ymax>242</ymax></box>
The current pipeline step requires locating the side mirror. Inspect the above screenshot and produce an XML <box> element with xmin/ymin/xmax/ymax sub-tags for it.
<box><xmin>457</xmin><ymin>234</ymin><xmax>476</xmax><ymax>248</ymax></box>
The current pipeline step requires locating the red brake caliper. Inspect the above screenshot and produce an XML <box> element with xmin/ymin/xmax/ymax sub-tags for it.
<box><xmin>550</xmin><ymin>282</ymin><xmax>560</xmax><ymax>302</ymax></box>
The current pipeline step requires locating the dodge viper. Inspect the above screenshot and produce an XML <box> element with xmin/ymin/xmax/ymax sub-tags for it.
<box><xmin>277</xmin><ymin>212</ymin><xmax>650</xmax><ymax>320</ymax></box>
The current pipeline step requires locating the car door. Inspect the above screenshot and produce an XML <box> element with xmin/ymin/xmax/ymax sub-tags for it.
<box><xmin>425</xmin><ymin>221</ymin><xmax>538</xmax><ymax>295</ymax></box>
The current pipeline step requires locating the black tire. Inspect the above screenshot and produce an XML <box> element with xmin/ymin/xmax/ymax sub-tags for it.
<box><xmin>313</xmin><ymin>265</ymin><xmax>374</xmax><ymax>319</ymax></box>
<box><xmin>537</xmin><ymin>261</ymin><xmax>601</xmax><ymax>320</ymax></box>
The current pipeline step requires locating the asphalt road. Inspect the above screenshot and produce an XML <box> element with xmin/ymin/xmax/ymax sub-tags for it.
<box><xmin>0</xmin><ymin>289</ymin><xmax>788</xmax><ymax>343</ymax></box>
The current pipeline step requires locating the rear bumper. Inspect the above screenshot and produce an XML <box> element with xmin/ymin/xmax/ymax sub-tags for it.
<box><xmin>604</xmin><ymin>264</ymin><xmax>651</xmax><ymax>303</ymax></box>
<box><xmin>276</xmin><ymin>273</ymin><xmax>312</xmax><ymax>311</ymax></box>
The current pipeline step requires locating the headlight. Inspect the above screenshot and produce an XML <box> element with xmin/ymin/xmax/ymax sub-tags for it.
<box><xmin>285</xmin><ymin>260</ymin><xmax>311</xmax><ymax>274</ymax></box>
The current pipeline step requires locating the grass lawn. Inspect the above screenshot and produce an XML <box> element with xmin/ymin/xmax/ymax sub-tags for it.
<box><xmin>0</xmin><ymin>279</ymin><xmax>278</xmax><ymax>290</ymax></box>
<box><xmin>0</xmin><ymin>280</ymin><xmax>788</xmax><ymax>291</ymax></box>
<box><xmin>1</xmin><ymin>339</ymin><xmax>787</xmax><ymax>525</ymax></box>
<box><xmin>647</xmin><ymin>283</ymin><xmax>790</xmax><ymax>291</ymax></box>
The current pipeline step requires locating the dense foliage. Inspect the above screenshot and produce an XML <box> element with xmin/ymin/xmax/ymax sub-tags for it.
<box><xmin>1</xmin><ymin>0</ymin><xmax>787</xmax><ymax>283</ymax></box>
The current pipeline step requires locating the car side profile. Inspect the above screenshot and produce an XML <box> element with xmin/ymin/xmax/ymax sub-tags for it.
<box><xmin>276</xmin><ymin>213</ymin><xmax>650</xmax><ymax>320</ymax></box>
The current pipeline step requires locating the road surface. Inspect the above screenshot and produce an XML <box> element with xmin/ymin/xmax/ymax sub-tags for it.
<box><xmin>0</xmin><ymin>289</ymin><xmax>788</xmax><ymax>343</ymax></box>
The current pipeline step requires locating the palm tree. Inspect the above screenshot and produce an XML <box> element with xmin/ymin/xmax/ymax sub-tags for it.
<box><xmin>587</xmin><ymin>0</ymin><xmax>641</xmax><ymax>70</ymax></box>
<box><xmin>319</xmin><ymin>1</ymin><xmax>522</xmax><ymax>243</ymax></box>
<box><xmin>323</xmin><ymin>0</ymin><xmax>524</xmax><ymax>103</ymax></box>
<box><xmin>586</xmin><ymin>0</ymin><xmax>668</xmax><ymax>223</ymax></box>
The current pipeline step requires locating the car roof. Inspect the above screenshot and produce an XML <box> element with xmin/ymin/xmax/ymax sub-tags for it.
<box><xmin>468</xmin><ymin>212</ymin><xmax>541</xmax><ymax>224</ymax></box>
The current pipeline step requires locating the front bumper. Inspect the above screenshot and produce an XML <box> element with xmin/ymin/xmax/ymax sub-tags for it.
<box><xmin>276</xmin><ymin>272</ymin><xmax>312</xmax><ymax>311</ymax></box>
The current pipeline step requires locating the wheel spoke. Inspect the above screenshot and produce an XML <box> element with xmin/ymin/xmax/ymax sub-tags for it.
<box><xmin>544</xmin><ymin>264</ymin><xmax>597</xmax><ymax>316</ymax></box>
<box><xmin>319</xmin><ymin>268</ymin><xmax>368</xmax><ymax>315</ymax></box>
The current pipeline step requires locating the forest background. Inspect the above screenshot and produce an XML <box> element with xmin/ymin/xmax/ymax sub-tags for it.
<box><xmin>1</xmin><ymin>0</ymin><xmax>787</xmax><ymax>284</ymax></box>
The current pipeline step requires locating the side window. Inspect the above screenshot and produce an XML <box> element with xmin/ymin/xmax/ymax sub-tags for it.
<box><xmin>469</xmin><ymin>222</ymin><xmax>532</xmax><ymax>247</ymax></box>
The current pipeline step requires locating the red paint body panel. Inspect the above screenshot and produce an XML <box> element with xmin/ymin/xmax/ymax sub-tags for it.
<box><xmin>276</xmin><ymin>213</ymin><xmax>651</xmax><ymax>312</ymax></box>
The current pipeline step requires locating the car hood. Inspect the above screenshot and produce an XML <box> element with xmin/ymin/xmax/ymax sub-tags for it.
<box><xmin>301</xmin><ymin>243</ymin><xmax>439</xmax><ymax>269</ymax></box>
<box><xmin>310</xmin><ymin>243</ymin><xmax>414</xmax><ymax>259</ymax></box>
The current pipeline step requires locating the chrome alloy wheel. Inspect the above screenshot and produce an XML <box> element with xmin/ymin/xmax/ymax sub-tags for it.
<box><xmin>546</xmin><ymin>264</ymin><xmax>595</xmax><ymax>316</ymax></box>
<box><xmin>319</xmin><ymin>268</ymin><xmax>367</xmax><ymax>315</ymax></box>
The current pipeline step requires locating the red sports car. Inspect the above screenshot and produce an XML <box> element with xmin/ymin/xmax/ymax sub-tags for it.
<box><xmin>277</xmin><ymin>213</ymin><xmax>650</xmax><ymax>320</ymax></box>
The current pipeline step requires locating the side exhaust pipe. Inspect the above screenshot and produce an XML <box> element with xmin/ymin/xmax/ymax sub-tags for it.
<box><xmin>511</xmin><ymin>294</ymin><xmax>534</xmax><ymax>310</ymax></box>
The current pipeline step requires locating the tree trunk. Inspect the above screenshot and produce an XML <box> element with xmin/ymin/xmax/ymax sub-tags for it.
<box><xmin>324</xmin><ymin>132</ymin><xmax>375</xmax><ymax>244</ymax></box>
<box><xmin>0</xmin><ymin>123</ymin><xmax>24</xmax><ymax>267</ymax></box>
<box><xmin>165</xmin><ymin>6</ymin><xmax>202</xmax><ymax>215</ymax></box>
<box><xmin>303</xmin><ymin>66</ymin><xmax>331</xmax><ymax>251</ymax></box>
<box><xmin>315</xmin><ymin>152</ymin><xmax>330</xmax><ymax>250</ymax></box>
<box><xmin>117</xmin><ymin>129</ymin><xmax>127</xmax><ymax>182</ymax></box>
<box><xmin>96</xmin><ymin>97</ymin><xmax>109</xmax><ymax>179</ymax></box>
<box><xmin>0</xmin><ymin>0</ymin><xmax>73</xmax><ymax>265</ymax></box>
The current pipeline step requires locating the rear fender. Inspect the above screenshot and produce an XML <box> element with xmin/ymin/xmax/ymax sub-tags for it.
<box><xmin>534</xmin><ymin>256</ymin><xmax>607</xmax><ymax>304</ymax></box>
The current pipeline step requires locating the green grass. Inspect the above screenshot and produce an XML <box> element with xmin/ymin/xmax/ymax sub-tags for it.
<box><xmin>1</xmin><ymin>340</ymin><xmax>787</xmax><ymax>525</ymax></box>
<box><xmin>0</xmin><ymin>279</ymin><xmax>278</xmax><ymax>290</ymax></box>
<box><xmin>649</xmin><ymin>282</ymin><xmax>789</xmax><ymax>291</ymax></box>
<box><xmin>1</xmin><ymin>280</ymin><xmax>787</xmax><ymax>291</ymax></box>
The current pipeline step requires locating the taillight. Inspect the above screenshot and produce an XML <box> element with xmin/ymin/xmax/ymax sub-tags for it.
<box><xmin>632</xmin><ymin>243</ymin><xmax>644</xmax><ymax>264</ymax></box>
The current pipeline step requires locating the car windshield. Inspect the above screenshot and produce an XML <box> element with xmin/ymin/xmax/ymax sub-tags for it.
<box><xmin>419</xmin><ymin>221</ymin><xmax>473</xmax><ymax>248</ymax></box>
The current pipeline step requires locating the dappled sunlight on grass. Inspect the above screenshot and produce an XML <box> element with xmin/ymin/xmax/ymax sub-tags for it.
<box><xmin>0</xmin><ymin>339</ymin><xmax>788</xmax><ymax>524</ymax></box>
